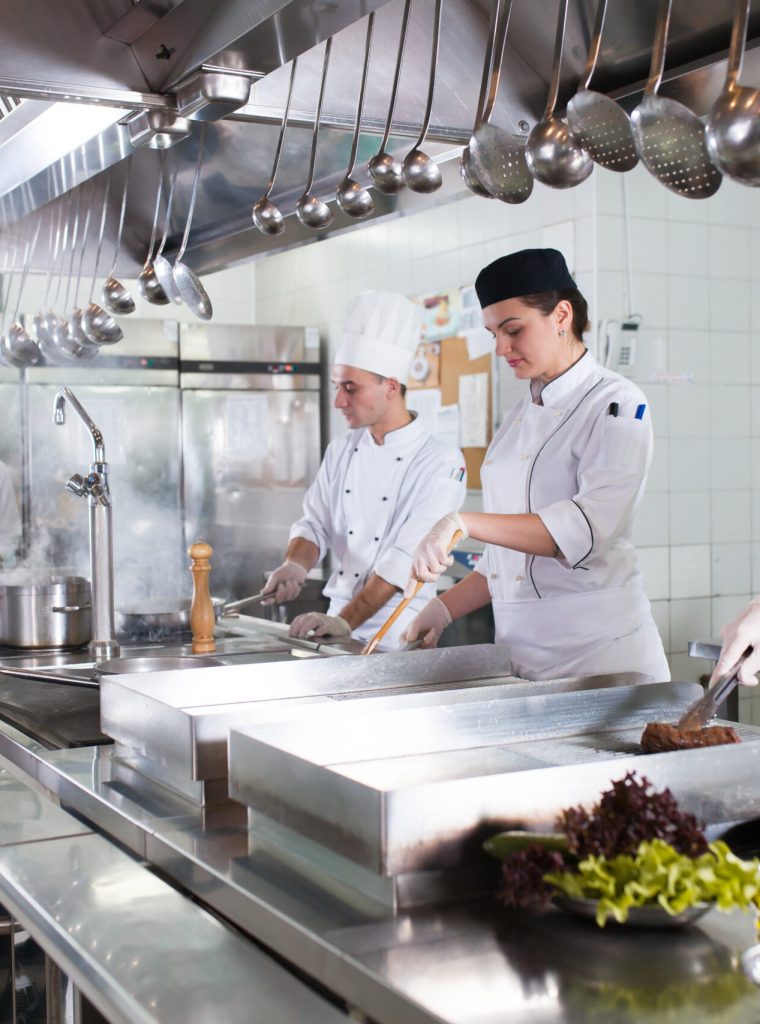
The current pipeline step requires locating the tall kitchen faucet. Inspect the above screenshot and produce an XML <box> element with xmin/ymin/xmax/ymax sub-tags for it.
<box><xmin>54</xmin><ymin>386</ymin><xmax>119</xmax><ymax>659</ymax></box>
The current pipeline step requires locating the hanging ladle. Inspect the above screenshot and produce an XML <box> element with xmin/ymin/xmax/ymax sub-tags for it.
<box><xmin>2</xmin><ymin>228</ymin><xmax>42</xmax><ymax>368</ymax></box>
<box><xmin>153</xmin><ymin>153</ymin><xmax>183</xmax><ymax>306</ymax></box>
<box><xmin>252</xmin><ymin>58</ymin><xmax>298</xmax><ymax>236</ymax></box>
<box><xmin>32</xmin><ymin>201</ymin><xmax>64</xmax><ymax>355</ymax></box>
<box><xmin>296</xmin><ymin>38</ymin><xmax>335</xmax><ymax>230</ymax></box>
<box><xmin>630</xmin><ymin>0</ymin><xmax>721</xmax><ymax>199</ymax></box>
<box><xmin>368</xmin><ymin>0</ymin><xmax>411</xmax><ymax>194</ymax></box>
<box><xmin>402</xmin><ymin>0</ymin><xmax>443</xmax><ymax>193</ymax></box>
<box><xmin>525</xmin><ymin>0</ymin><xmax>593</xmax><ymax>188</ymax></box>
<box><xmin>102</xmin><ymin>163</ymin><xmax>136</xmax><ymax>315</ymax></box>
<box><xmin>38</xmin><ymin>191</ymin><xmax>74</xmax><ymax>350</ymax></box>
<box><xmin>82</xmin><ymin>175</ymin><xmax>123</xmax><ymax>345</ymax></box>
<box><xmin>336</xmin><ymin>14</ymin><xmax>376</xmax><ymax>219</ymax></box>
<box><xmin>67</xmin><ymin>189</ymin><xmax>100</xmax><ymax>359</ymax></box>
<box><xmin>51</xmin><ymin>189</ymin><xmax>84</xmax><ymax>357</ymax></box>
<box><xmin>172</xmin><ymin>123</ymin><xmax>213</xmax><ymax>321</ymax></box>
<box><xmin>566</xmin><ymin>0</ymin><xmax>638</xmax><ymax>172</ymax></box>
<box><xmin>706</xmin><ymin>0</ymin><xmax>760</xmax><ymax>186</ymax></box>
<box><xmin>138</xmin><ymin>159</ymin><xmax>170</xmax><ymax>305</ymax></box>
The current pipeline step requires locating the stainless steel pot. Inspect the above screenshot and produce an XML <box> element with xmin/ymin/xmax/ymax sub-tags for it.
<box><xmin>0</xmin><ymin>576</ymin><xmax>91</xmax><ymax>649</ymax></box>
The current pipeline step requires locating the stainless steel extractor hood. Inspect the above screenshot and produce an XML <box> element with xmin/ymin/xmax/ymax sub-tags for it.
<box><xmin>0</xmin><ymin>0</ymin><xmax>758</xmax><ymax>280</ymax></box>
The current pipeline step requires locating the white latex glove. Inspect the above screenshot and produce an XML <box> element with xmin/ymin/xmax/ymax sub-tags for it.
<box><xmin>404</xmin><ymin>512</ymin><xmax>468</xmax><ymax>598</ymax></box>
<box><xmin>288</xmin><ymin>612</ymin><xmax>351</xmax><ymax>639</ymax></box>
<box><xmin>710</xmin><ymin>597</ymin><xmax>760</xmax><ymax>687</ymax></box>
<box><xmin>399</xmin><ymin>597</ymin><xmax>452</xmax><ymax>649</ymax></box>
<box><xmin>261</xmin><ymin>560</ymin><xmax>308</xmax><ymax>605</ymax></box>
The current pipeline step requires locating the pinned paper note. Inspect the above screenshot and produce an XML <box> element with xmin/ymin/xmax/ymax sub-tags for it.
<box><xmin>459</xmin><ymin>373</ymin><xmax>489</xmax><ymax>447</ymax></box>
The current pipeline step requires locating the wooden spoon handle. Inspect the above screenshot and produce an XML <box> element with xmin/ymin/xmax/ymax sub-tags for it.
<box><xmin>360</xmin><ymin>529</ymin><xmax>463</xmax><ymax>656</ymax></box>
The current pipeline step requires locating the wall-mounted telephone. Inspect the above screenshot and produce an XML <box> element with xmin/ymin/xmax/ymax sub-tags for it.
<box><xmin>602</xmin><ymin>318</ymin><xmax>640</xmax><ymax>377</ymax></box>
<box><xmin>601</xmin><ymin>317</ymin><xmax>667</xmax><ymax>382</ymax></box>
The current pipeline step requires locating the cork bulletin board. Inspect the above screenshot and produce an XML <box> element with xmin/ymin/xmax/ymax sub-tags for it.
<box><xmin>408</xmin><ymin>335</ymin><xmax>493</xmax><ymax>490</ymax></box>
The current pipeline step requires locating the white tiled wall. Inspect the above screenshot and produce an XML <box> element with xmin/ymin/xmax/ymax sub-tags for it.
<box><xmin>252</xmin><ymin>164</ymin><xmax>760</xmax><ymax>717</ymax></box>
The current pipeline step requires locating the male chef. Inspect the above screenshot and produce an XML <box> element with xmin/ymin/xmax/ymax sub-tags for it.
<box><xmin>0</xmin><ymin>459</ymin><xmax>21</xmax><ymax>567</ymax></box>
<box><xmin>261</xmin><ymin>290</ymin><xmax>467</xmax><ymax>651</ymax></box>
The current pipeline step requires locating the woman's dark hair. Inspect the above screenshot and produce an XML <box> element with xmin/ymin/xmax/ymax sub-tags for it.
<box><xmin>519</xmin><ymin>289</ymin><xmax>589</xmax><ymax>340</ymax></box>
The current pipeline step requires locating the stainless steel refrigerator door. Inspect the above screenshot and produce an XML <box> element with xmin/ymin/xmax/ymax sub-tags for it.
<box><xmin>25</xmin><ymin>385</ymin><xmax>186</xmax><ymax>604</ymax></box>
<box><xmin>182</xmin><ymin>389</ymin><xmax>321</xmax><ymax>598</ymax></box>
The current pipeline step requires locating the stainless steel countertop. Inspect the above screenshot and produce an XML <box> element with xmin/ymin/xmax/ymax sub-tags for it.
<box><xmin>0</xmin><ymin>754</ymin><xmax>350</xmax><ymax>1024</ymax></box>
<box><xmin>0</xmin><ymin>720</ymin><xmax>759</xmax><ymax>1024</ymax></box>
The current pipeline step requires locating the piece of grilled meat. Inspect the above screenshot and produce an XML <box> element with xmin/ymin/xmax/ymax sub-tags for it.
<box><xmin>641</xmin><ymin>721</ymin><xmax>741</xmax><ymax>753</ymax></box>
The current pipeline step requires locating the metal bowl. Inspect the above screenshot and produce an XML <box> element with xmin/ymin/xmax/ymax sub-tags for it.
<box><xmin>554</xmin><ymin>895</ymin><xmax>711</xmax><ymax>928</ymax></box>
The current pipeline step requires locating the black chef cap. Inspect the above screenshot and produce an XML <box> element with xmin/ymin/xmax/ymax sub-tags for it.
<box><xmin>474</xmin><ymin>248</ymin><xmax>577</xmax><ymax>309</ymax></box>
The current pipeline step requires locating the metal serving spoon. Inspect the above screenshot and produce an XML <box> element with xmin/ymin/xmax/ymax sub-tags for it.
<box><xmin>252</xmin><ymin>57</ymin><xmax>298</xmax><ymax>236</ymax></box>
<box><xmin>336</xmin><ymin>13</ymin><xmax>376</xmax><ymax>219</ymax></box>
<box><xmin>566</xmin><ymin>0</ymin><xmax>638</xmax><ymax>172</ymax></box>
<box><xmin>706</xmin><ymin>0</ymin><xmax>760</xmax><ymax>186</ymax></box>
<box><xmin>172</xmin><ymin>123</ymin><xmax>213</xmax><ymax>320</ymax></box>
<box><xmin>102</xmin><ymin>164</ymin><xmax>136</xmax><ymax>315</ymax></box>
<box><xmin>368</xmin><ymin>0</ymin><xmax>411</xmax><ymax>194</ymax></box>
<box><xmin>402</xmin><ymin>0</ymin><xmax>443</xmax><ymax>193</ymax></box>
<box><xmin>296</xmin><ymin>38</ymin><xmax>334</xmax><ymax>230</ymax></box>
<box><xmin>525</xmin><ymin>0</ymin><xmax>593</xmax><ymax>188</ymax></box>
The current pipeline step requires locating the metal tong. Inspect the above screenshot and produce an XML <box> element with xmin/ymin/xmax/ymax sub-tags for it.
<box><xmin>676</xmin><ymin>645</ymin><xmax>753</xmax><ymax>731</ymax></box>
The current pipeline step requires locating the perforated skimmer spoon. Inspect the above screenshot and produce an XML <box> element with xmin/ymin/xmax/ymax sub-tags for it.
<box><xmin>631</xmin><ymin>0</ymin><xmax>722</xmax><ymax>199</ymax></box>
<box><xmin>368</xmin><ymin>0</ymin><xmax>411</xmax><ymax>195</ymax></box>
<box><xmin>566</xmin><ymin>0</ymin><xmax>638</xmax><ymax>172</ymax></box>
<box><xmin>336</xmin><ymin>13</ymin><xmax>375</xmax><ymax>219</ymax></box>
<box><xmin>172</xmin><ymin>123</ymin><xmax>213</xmax><ymax>321</ymax></box>
<box><xmin>526</xmin><ymin>0</ymin><xmax>593</xmax><ymax>189</ymax></box>
<box><xmin>252</xmin><ymin>57</ymin><xmax>298</xmax><ymax>236</ymax></box>
<box><xmin>460</xmin><ymin>0</ymin><xmax>500</xmax><ymax>198</ymax></box>
<box><xmin>296</xmin><ymin>39</ymin><xmax>334</xmax><ymax>230</ymax></box>
<box><xmin>706</xmin><ymin>0</ymin><xmax>760</xmax><ymax>186</ymax></box>
<box><xmin>468</xmin><ymin>0</ymin><xmax>533</xmax><ymax>203</ymax></box>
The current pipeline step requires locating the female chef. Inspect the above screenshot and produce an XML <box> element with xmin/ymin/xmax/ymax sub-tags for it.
<box><xmin>401</xmin><ymin>248</ymin><xmax>669</xmax><ymax>682</ymax></box>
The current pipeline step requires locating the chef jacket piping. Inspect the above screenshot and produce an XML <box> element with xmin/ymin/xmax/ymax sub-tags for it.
<box><xmin>568</xmin><ymin>499</ymin><xmax>594</xmax><ymax>568</ymax></box>
<box><xmin>526</xmin><ymin>377</ymin><xmax>604</xmax><ymax>598</ymax></box>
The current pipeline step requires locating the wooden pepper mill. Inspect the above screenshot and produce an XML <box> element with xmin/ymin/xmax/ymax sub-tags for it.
<box><xmin>189</xmin><ymin>539</ymin><xmax>217</xmax><ymax>654</ymax></box>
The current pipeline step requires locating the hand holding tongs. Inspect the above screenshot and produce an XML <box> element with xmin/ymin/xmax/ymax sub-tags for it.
<box><xmin>677</xmin><ymin>645</ymin><xmax>753</xmax><ymax>731</ymax></box>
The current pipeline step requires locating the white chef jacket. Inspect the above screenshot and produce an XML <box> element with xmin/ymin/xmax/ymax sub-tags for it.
<box><xmin>290</xmin><ymin>414</ymin><xmax>466</xmax><ymax>650</ymax></box>
<box><xmin>0</xmin><ymin>461</ymin><xmax>21</xmax><ymax>564</ymax></box>
<box><xmin>476</xmin><ymin>350</ymin><xmax>669</xmax><ymax>681</ymax></box>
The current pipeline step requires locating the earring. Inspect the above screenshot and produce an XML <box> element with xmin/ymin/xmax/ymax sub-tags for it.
<box><xmin>558</xmin><ymin>329</ymin><xmax>566</xmax><ymax>336</ymax></box>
